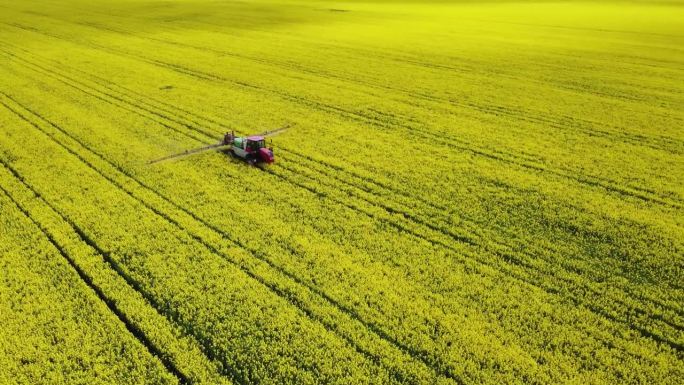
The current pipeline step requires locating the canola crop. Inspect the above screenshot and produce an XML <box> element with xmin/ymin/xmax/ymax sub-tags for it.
<box><xmin>0</xmin><ymin>0</ymin><xmax>682</xmax><ymax>384</ymax></box>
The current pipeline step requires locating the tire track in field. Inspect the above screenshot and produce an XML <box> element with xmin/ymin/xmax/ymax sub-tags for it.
<box><xmin>0</xmin><ymin>92</ymin><xmax>454</xmax><ymax>385</ymax></box>
<box><xmin>276</xmin><ymin>154</ymin><xmax>684</xmax><ymax>311</ymax></box>
<box><xmin>75</xmin><ymin>13</ymin><xmax>684</xmax><ymax>100</ymax></box>
<box><xmin>130</xmin><ymin>20</ymin><xmax>684</xmax><ymax>155</ymax></box>
<box><xmin>4</xmin><ymin>23</ymin><xmax>223</xmax><ymax>82</ymax></box>
<box><xmin>265</xmin><ymin>162</ymin><xmax>684</xmax><ymax>343</ymax></box>
<box><xmin>271</xmin><ymin>148</ymin><xmax>684</xmax><ymax>321</ymax></box>
<box><xmin>23</xmin><ymin>42</ymin><xmax>680</xmax><ymax>340</ymax></box>
<box><xmin>449</xmin><ymin>99</ymin><xmax>684</xmax><ymax>157</ymax></box>
<box><xmin>24</xmin><ymin>5</ymin><xmax>684</xmax><ymax>138</ymax></box>
<box><xmin>4</xmin><ymin>43</ymin><xmax>682</xmax><ymax>355</ymax></box>
<box><xmin>2</xmin><ymin>23</ymin><xmax>680</xmax><ymax>208</ymax></box>
<box><xmin>5</xmin><ymin>22</ymin><xmax>684</xmax><ymax>340</ymax></box>
<box><xmin>0</xmin><ymin>164</ymin><xmax>190</xmax><ymax>385</ymax></box>
<box><xmin>96</xmin><ymin>78</ymin><xmax>684</xmax><ymax>347</ymax></box>
<box><xmin>0</xmin><ymin>49</ymin><xmax>211</xmax><ymax>143</ymax></box>
<box><xmin>63</xmin><ymin>67</ymin><xmax>662</xmax><ymax>300</ymax></box>
<box><xmin>2</xmin><ymin>49</ymin><xmax>682</xmax><ymax>364</ymax></box>
<box><xmin>272</xmin><ymin>148</ymin><xmax>684</xmax><ymax>334</ymax></box>
<box><xmin>70</xmin><ymin>16</ymin><xmax>684</xmax><ymax>156</ymax></box>
<box><xmin>0</xmin><ymin>98</ymin><xmax>251</xmax><ymax>385</ymax></box>
<box><xmin>26</xmin><ymin>0</ymin><xmax>684</xmax><ymax>332</ymax></box>
<box><xmin>261</xmin><ymin>163</ymin><xmax>684</xmax><ymax>359</ymax></box>
<box><xmin>0</xmin><ymin>87</ymin><xmax>664</xmax><ymax>384</ymax></box>
<box><xmin>5</xmin><ymin>47</ymin><xmax>652</xmax><ymax>380</ymax></box>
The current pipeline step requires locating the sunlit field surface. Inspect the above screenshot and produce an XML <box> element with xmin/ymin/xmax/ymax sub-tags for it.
<box><xmin>0</xmin><ymin>0</ymin><xmax>682</xmax><ymax>384</ymax></box>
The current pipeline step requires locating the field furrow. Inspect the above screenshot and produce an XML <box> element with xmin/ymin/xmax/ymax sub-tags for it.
<box><xmin>2</xmin><ymin>45</ymin><xmax>680</xmax><ymax>351</ymax></box>
<box><xmin>1</xmin><ymin>1</ymin><xmax>682</xmax><ymax>383</ymax></box>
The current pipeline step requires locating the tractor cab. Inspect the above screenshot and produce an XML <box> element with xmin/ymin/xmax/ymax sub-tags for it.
<box><xmin>246</xmin><ymin>136</ymin><xmax>266</xmax><ymax>152</ymax></box>
<box><xmin>229</xmin><ymin>134</ymin><xmax>274</xmax><ymax>164</ymax></box>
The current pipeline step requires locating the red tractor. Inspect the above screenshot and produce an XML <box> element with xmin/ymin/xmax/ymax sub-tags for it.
<box><xmin>149</xmin><ymin>125</ymin><xmax>288</xmax><ymax>166</ymax></box>
<box><xmin>222</xmin><ymin>132</ymin><xmax>274</xmax><ymax>165</ymax></box>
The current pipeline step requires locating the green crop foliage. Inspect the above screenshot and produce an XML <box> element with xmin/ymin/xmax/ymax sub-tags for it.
<box><xmin>0</xmin><ymin>0</ymin><xmax>682</xmax><ymax>384</ymax></box>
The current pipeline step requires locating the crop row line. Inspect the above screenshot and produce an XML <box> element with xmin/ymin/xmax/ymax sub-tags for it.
<box><xmin>0</xmin><ymin>44</ymin><xmax>620</xmax><ymax>378</ymax></box>
<box><xmin>0</xmin><ymin>47</ymin><xmax>501</xmax><ymax>378</ymax></box>
<box><xmin>275</xmin><ymin>151</ymin><xmax>684</xmax><ymax>316</ymax></box>
<box><xmin>452</xmin><ymin>99</ymin><xmax>683</xmax><ymax>156</ymax></box>
<box><xmin>266</xmin><ymin>162</ymin><xmax>684</xmax><ymax>354</ymax></box>
<box><xmin>97</xmin><ymin>44</ymin><xmax>682</xmax><ymax>317</ymax></box>
<box><xmin>43</xmin><ymin>2</ymin><xmax>684</xmax><ymax>78</ymax></box>
<box><xmin>4</xmin><ymin>40</ymin><xmax>681</xmax><ymax>352</ymax></box>
<box><xmin>89</xmin><ymin>74</ymin><xmax>670</xmax><ymax>307</ymax></box>
<box><xmin>68</xmin><ymin>71</ymin><xmax>679</xmax><ymax>301</ymax></box>
<box><xmin>75</xmin><ymin>13</ymin><xmax>684</xmax><ymax>117</ymax></box>
<box><xmin>3</xmin><ymin>22</ymin><xmax>680</xmax><ymax>208</ymax></box>
<box><xmin>0</xmin><ymin>163</ymin><xmax>191</xmax><ymax>385</ymax></box>
<box><xmin>0</xmin><ymin>97</ymin><xmax>249</xmax><ymax>385</ymax></box>
<box><xmin>0</xmin><ymin>89</ymin><xmax>453</xmax><ymax>384</ymax></box>
<box><xmin>35</xmin><ymin>38</ymin><xmax>678</xmax><ymax>337</ymax></box>
<box><xmin>2</xmin><ymin>45</ymin><xmax>680</xmax><ymax>360</ymax></box>
<box><xmin>88</xmin><ymin>16</ymin><xmax>684</xmax><ymax>155</ymax></box>
<box><xmin>3</xmin><ymin>22</ymin><xmax>224</xmax><ymax>83</ymax></box>
<box><xmin>0</xmin><ymin>81</ymin><xmax>560</xmax><ymax>383</ymax></box>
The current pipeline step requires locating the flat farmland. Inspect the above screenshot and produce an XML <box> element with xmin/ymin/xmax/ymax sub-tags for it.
<box><xmin>0</xmin><ymin>0</ymin><xmax>682</xmax><ymax>384</ymax></box>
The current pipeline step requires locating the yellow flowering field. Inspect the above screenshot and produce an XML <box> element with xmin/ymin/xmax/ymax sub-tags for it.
<box><xmin>0</xmin><ymin>0</ymin><xmax>682</xmax><ymax>384</ymax></box>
